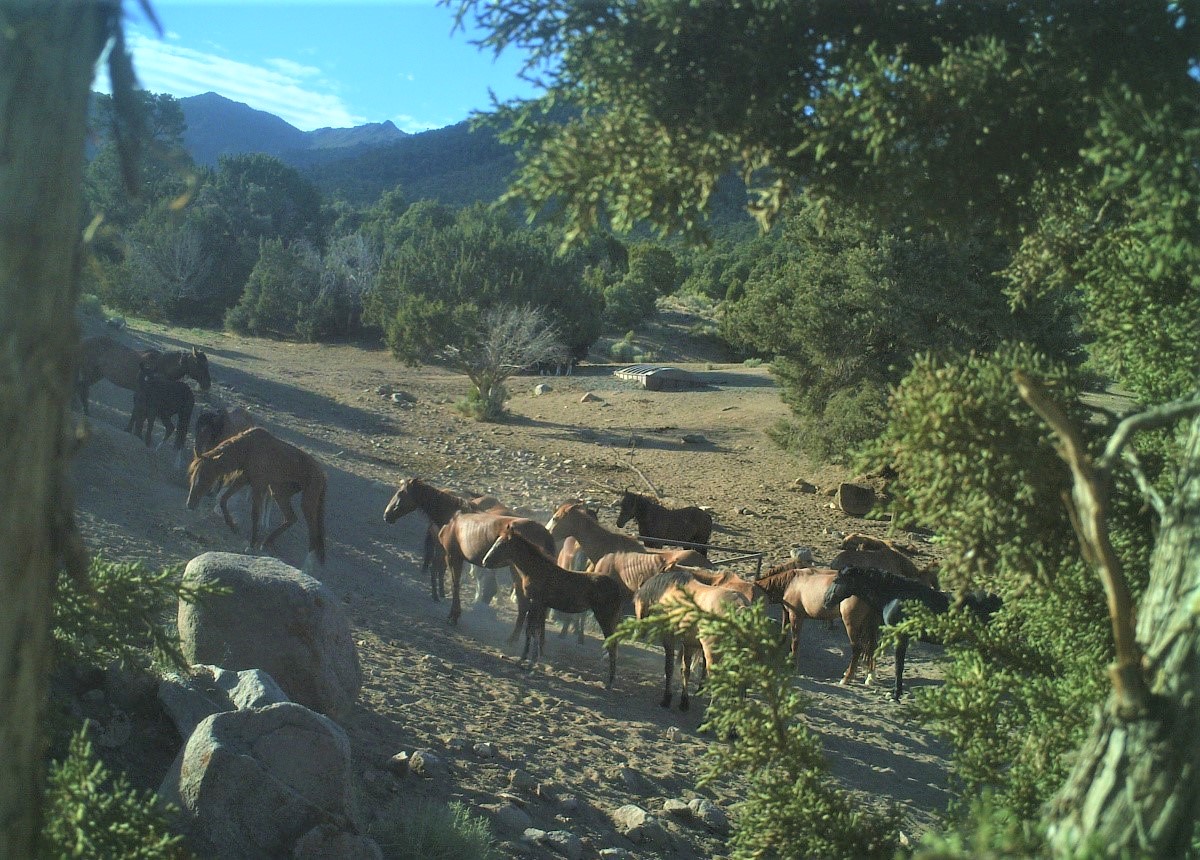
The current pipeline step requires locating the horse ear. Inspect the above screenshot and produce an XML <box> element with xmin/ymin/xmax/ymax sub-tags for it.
<box><xmin>192</xmin><ymin>346</ymin><xmax>200</xmax><ymax>356</ymax></box>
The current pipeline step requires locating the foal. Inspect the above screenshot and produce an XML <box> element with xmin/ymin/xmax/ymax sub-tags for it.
<box><xmin>131</xmin><ymin>367</ymin><xmax>194</xmax><ymax>468</ymax></box>
<box><xmin>483</xmin><ymin>521</ymin><xmax>623</xmax><ymax>689</ymax></box>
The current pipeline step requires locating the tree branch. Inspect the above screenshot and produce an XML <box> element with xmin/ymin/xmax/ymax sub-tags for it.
<box><xmin>1099</xmin><ymin>394</ymin><xmax>1200</xmax><ymax>472</ymax></box>
<box><xmin>1013</xmin><ymin>370</ymin><xmax>1149</xmax><ymax>719</ymax></box>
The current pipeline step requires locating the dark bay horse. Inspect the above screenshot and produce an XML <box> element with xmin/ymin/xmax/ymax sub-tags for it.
<box><xmin>823</xmin><ymin>566</ymin><xmax>1002</xmax><ymax>699</ymax></box>
<box><xmin>186</xmin><ymin>428</ymin><xmax>327</xmax><ymax>575</ymax></box>
<box><xmin>548</xmin><ymin>501</ymin><xmax>714</xmax><ymax>569</ymax></box>
<box><xmin>482</xmin><ymin>522</ymin><xmax>623</xmax><ymax>688</ymax></box>
<box><xmin>616</xmin><ymin>491</ymin><xmax>713</xmax><ymax>555</ymax></box>
<box><xmin>383</xmin><ymin>477</ymin><xmax>506</xmax><ymax>603</ymax></box>
<box><xmin>131</xmin><ymin>367</ymin><xmax>194</xmax><ymax>467</ymax></box>
<box><xmin>436</xmin><ymin>510</ymin><xmax>556</xmax><ymax>636</ymax></box>
<box><xmin>633</xmin><ymin>569</ymin><xmax>750</xmax><ymax>711</ymax></box>
<box><xmin>194</xmin><ymin>406</ymin><xmax>257</xmax><ymax>456</ymax></box>
<box><xmin>76</xmin><ymin>335</ymin><xmax>210</xmax><ymax>417</ymax></box>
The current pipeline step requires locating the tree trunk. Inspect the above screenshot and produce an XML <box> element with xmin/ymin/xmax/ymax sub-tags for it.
<box><xmin>1047</xmin><ymin>414</ymin><xmax>1200</xmax><ymax>856</ymax></box>
<box><xmin>0</xmin><ymin>3</ymin><xmax>109</xmax><ymax>856</ymax></box>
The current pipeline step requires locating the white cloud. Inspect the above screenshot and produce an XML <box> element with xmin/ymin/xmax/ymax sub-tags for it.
<box><xmin>123</xmin><ymin>32</ymin><xmax>365</xmax><ymax>130</ymax></box>
<box><xmin>266</xmin><ymin>58</ymin><xmax>322</xmax><ymax>79</ymax></box>
<box><xmin>391</xmin><ymin>113</ymin><xmax>451</xmax><ymax>134</ymax></box>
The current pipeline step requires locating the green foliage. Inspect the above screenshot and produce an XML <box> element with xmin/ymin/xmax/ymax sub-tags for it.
<box><xmin>609</xmin><ymin>601</ymin><xmax>900</xmax><ymax>859</ymax></box>
<box><xmin>42</xmin><ymin>729</ymin><xmax>187</xmax><ymax>859</ymax></box>
<box><xmin>860</xmin><ymin>344</ymin><xmax>1153</xmax><ymax>815</ymax></box>
<box><xmin>363</xmin><ymin>203</ymin><xmax>607</xmax><ymax>364</ymax></box>
<box><xmin>76</xmin><ymin>294</ymin><xmax>103</xmax><ymax>318</ymax></box>
<box><xmin>721</xmin><ymin>200</ymin><xmax>1074</xmax><ymax>459</ymax></box>
<box><xmin>908</xmin><ymin>792</ymin><xmax>1048</xmax><ymax>859</ymax></box>
<box><xmin>455</xmin><ymin>382</ymin><xmax>508</xmax><ymax>422</ymax></box>
<box><xmin>369</xmin><ymin>799</ymin><xmax>499</xmax><ymax>860</ymax></box>
<box><xmin>53</xmin><ymin>557</ymin><xmax>225</xmax><ymax>671</ymax></box>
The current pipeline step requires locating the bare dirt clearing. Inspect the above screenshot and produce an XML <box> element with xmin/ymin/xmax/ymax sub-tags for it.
<box><xmin>70</xmin><ymin>315</ymin><xmax>955</xmax><ymax>857</ymax></box>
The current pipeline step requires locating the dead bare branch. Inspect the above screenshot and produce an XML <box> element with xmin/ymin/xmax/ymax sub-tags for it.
<box><xmin>1013</xmin><ymin>370</ymin><xmax>1149</xmax><ymax>719</ymax></box>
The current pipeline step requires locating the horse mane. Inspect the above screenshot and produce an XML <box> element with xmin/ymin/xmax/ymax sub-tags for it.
<box><xmin>636</xmin><ymin>568</ymin><xmax>693</xmax><ymax>607</ymax></box>
<box><xmin>841</xmin><ymin>566</ymin><xmax>947</xmax><ymax>612</ymax></box>
<box><xmin>759</xmin><ymin>558</ymin><xmax>809</xmax><ymax>579</ymax></box>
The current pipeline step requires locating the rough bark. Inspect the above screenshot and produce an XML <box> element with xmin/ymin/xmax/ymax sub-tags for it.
<box><xmin>1047</xmin><ymin>414</ymin><xmax>1200</xmax><ymax>856</ymax></box>
<box><xmin>0</xmin><ymin>3</ymin><xmax>109</xmax><ymax>856</ymax></box>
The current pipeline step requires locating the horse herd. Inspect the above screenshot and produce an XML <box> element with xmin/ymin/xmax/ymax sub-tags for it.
<box><xmin>76</xmin><ymin>334</ymin><xmax>1001</xmax><ymax>710</ymax></box>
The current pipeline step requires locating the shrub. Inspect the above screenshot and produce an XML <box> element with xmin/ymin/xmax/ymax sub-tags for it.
<box><xmin>767</xmin><ymin>380</ymin><xmax>888</xmax><ymax>463</ymax></box>
<box><xmin>608</xmin><ymin>600</ymin><xmax>900</xmax><ymax>859</ymax></box>
<box><xmin>42</xmin><ymin>729</ymin><xmax>187</xmax><ymax>859</ymax></box>
<box><xmin>455</xmin><ymin>383</ymin><xmax>508</xmax><ymax>421</ymax></box>
<box><xmin>77</xmin><ymin>293</ymin><xmax>104</xmax><ymax>318</ymax></box>
<box><xmin>742</xmin><ymin>357</ymin><xmax>763</xmax><ymax>368</ymax></box>
<box><xmin>370</xmin><ymin>799</ymin><xmax>499</xmax><ymax>860</ymax></box>
<box><xmin>53</xmin><ymin>557</ymin><xmax>226</xmax><ymax>671</ymax></box>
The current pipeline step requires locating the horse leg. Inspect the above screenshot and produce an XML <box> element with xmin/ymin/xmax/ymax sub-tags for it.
<box><xmin>679</xmin><ymin>641</ymin><xmax>694</xmax><ymax>712</ymax></box>
<box><xmin>660</xmin><ymin>636</ymin><xmax>675</xmax><ymax>709</ymax></box>
<box><xmin>789</xmin><ymin>609</ymin><xmax>804</xmax><ymax>673</ymax></box>
<box><xmin>422</xmin><ymin>526</ymin><xmax>442</xmax><ymax>601</ymax></box>
<box><xmin>260</xmin><ymin>490</ymin><xmax>298</xmax><ymax>553</ymax></box>
<box><xmin>574</xmin><ymin>612</ymin><xmax>586</xmax><ymax>644</ymax></box>
<box><xmin>508</xmin><ymin>572</ymin><xmax>528</xmax><ymax>644</ymax></box>
<box><xmin>217</xmin><ymin>474</ymin><xmax>250</xmax><ymax>533</ymax></box>
<box><xmin>894</xmin><ymin>634</ymin><xmax>911</xmax><ymax>701</ymax></box>
<box><xmin>443</xmin><ymin>540</ymin><xmax>464</xmax><ymax>625</ymax></box>
<box><xmin>528</xmin><ymin>601</ymin><xmax>547</xmax><ymax>671</ymax></box>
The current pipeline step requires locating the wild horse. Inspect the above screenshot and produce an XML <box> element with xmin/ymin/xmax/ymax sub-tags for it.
<box><xmin>383</xmin><ymin>477</ymin><xmax>505</xmax><ymax>603</ymax></box>
<box><xmin>615</xmin><ymin>491</ymin><xmax>713</xmax><ymax>555</ymax></box>
<box><xmin>186</xmin><ymin>427</ymin><xmax>327</xmax><ymax>575</ymax></box>
<box><xmin>483</xmin><ymin>521</ymin><xmax>623</xmax><ymax>689</ymax></box>
<box><xmin>77</xmin><ymin>335</ymin><xmax>210</xmax><ymax>418</ymax></box>
<box><xmin>822</xmin><ymin>566</ymin><xmax>1002</xmax><ymax>699</ymax></box>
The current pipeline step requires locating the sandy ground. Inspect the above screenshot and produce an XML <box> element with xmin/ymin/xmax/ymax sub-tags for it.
<box><xmin>69</xmin><ymin>314</ymin><xmax>955</xmax><ymax>857</ymax></box>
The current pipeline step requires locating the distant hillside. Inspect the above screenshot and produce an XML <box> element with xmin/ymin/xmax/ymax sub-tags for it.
<box><xmin>294</xmin><ymin>119</ymin><xmax>518</xmax><ymax>206</ymax></box>
<box><xmin>179</xmin><ymin>92</ymin><xmax>406</xmax><ymax>167</ymax></box>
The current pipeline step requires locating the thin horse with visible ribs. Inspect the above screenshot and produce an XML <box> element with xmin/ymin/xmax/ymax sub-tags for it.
<box><xmin>186</xmin><ymin>427</ymin><xmax>327</xmax><ymax>575</ymax></box>
<box><xmin>547</xmin><ymin>501</ymin><xmax>714</xmax><ymax>569</ymax></box>
<box><xmin>383</xmin><ymin>477</ymin><xmax>505</xmax><ymax>603</ymax></box>
<box><xmin>634</xmin><ymin>569</ymin><xmax>750</xmax><ymax>711</ymax></box>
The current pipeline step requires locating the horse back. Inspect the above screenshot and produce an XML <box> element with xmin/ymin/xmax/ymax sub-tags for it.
<box><xmin>781</xmin><ymin>567</ymin><xmax>842</xmax><ymax>619</ymax></box>
<box><xmin>81</xmin><ymin>335</ymin><xmax>159</xmax><ymax>390</ymax></box>
<box><xmin>829</xmin><ymin>548</ymin><xmax>933</xmax><ymax>587</ymax></box>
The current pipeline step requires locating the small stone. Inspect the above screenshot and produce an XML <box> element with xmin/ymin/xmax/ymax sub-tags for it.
<box><xmin>386</xmin><ymin>752</ymin><xmax>409</xmax><ymax>776</ymax></box>
<box><xmin>534</xmin><ymin>383</ymin><xmax>551</xmax><ymax>395</ymax></box>
<box><xmin>579</xmin><ymin>392</ymin><xmax>602</xmax><ymax>403</ymax></box>
<box><xmin>409</xmin><ymin>750</ymin><xmax>443</xmax><ymax>777</ymax></box>
<box><xmin>496</xmin><ymin>803</ymin><xmax>533</xmax><ymax>833</ymax></box>
<box><xmin>545</xmin><ymin>830</ymin><xmax>583</xmax><ymax>860</ymax></box>
<box><xmin>521</xmin><ymin>827</ymin><xmax>548</xmax><ymax>844</ymax></box>
<box><xmin>662</xmin><ymin>799</ymin><xmax>691</xmax><ymax>818</ymax></box>
<box><xmin>509</xmin><ymin>768</ymin><xmax>538</xmax><ymax>792</ymax></box>
<box><xmin>598</xmin><ymin>850</ymin><xmax>632</xmax><ymax>860</ymax></box>
<box><xmin>663</xmin><ymin>726</ymin><xmax>681</xmax><ymax>742</ymax></box>
<box><xmin>557</xmin><ymin>794</ymin><xmax>580</xmax><ymax>812</ymax></box>
<box><xmin>688</xmin><ymin>798</ymin><xmax>730</xmax><ymax>834</ymax></box>
<box><xmin>474</xmin><ymin>741</ymin><xmax>497</xmax><ymax>757</ymax></box>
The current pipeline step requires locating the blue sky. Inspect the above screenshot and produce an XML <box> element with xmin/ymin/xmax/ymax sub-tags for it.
<box><xmin>113</xmin><ymin>1</ymin><xmax>541</xmax><ymax>133</ymax></box>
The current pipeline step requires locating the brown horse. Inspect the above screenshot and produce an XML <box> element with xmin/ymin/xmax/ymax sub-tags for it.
<box><xmin>193</xmin><ymin>405</ymin><xmax>257</xmax><ymax>456</ymax></box>
<box><xmin>755</xmin><ymin>562</ymin><xmax>880</xmax><ymax>683</ymax></box>
<box><xmin>590</xmin><ymin>551</ymin><xmax>674</xmax><ymax>602</ymax></box>
<box><xmin>828</xmin><ymin>547</ymin><xmax>939</xmax><ymax>588</ymax></box>
<box><xmin>435</xmin><ymin>510</ymin><xmax>555</xmax><ymax>636</ymax></box>
<box><xmin>383</xmin><ymin>477</ymin><xmax>506</xmax><ymax>603</ymax></box>
<box><xmin>76</xmin><ymin>335</ymin><xmax>211</xmax><ymax>418</ymax></box>
<box><xmin>615</xmin><ymin>490</ymin><xmax>713</xmax><ymax>554</ymax></box>
<box><xmin>548</xmin><ymin>501</ymin><xmax>714</xmax><ymax>569</ymax></box>
<box><xmin>673</xmin><ymin>566</ymin><xmax>765</xmax><ymax>606</ymax></box>
<box><xmin>552</xmin><ymin>536</ymin><xmax>590</xmax><ymax>643</ymax></box>
<box><xmin>186</xmin><ymin>428</ymin><xmax>327</xmax><ymax>574</ymax></box>
<box><xmin>482</xmin><ymin>521</ymin><xmax>623</xmax><ymax>689</ymax></box>
<box><xmin>634</xmin><ymin>569</ymin><xmax>750</xmax><ymax>710</ymax></box>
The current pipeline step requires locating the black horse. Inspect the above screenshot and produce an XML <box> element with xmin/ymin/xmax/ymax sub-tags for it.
<box><xmin>823</xmin><ymin>566</ymin><xmax>1001</xmax><ymax>700</ymax></box>
<box><xmin>131</xmin><ymin>365</ymin><xmax>194</xmax><ymax>466</ymax></box>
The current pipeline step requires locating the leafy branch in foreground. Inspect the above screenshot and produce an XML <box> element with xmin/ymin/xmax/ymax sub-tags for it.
<box><xmin>53</xmin><ymin>557</ymin><xmax>228</xmax><ymax>671</ymax></box>
<box><xmin>42</xmin><ymin>728</ymin><xmax>188</xmax><ymax>859</ymax></box>
<box><xmin>609</xmin><ymin>601</ymin><xmax>900</xmax><ymax>860</ymax></box>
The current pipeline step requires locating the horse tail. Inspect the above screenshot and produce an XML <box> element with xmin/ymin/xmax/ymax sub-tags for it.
<box><xmin>314</xmin><ymin>477</ymin><xmax>327</xmax><ymax>565</ymax></box>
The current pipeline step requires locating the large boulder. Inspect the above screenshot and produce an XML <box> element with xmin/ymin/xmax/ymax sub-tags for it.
<box><xmin>178</xmin><ymin>552</ymin><xmax>361</xmax><ymax>719</ymax></box>
<box><xmin>158</xmin><ymin>665</ymin><xmax>290</xmax><ymax>739</ymax></box>
<box><xmin>160</xmin><ymin>702</ymin><xmax>375</xmax><ymax>859</ymax></box>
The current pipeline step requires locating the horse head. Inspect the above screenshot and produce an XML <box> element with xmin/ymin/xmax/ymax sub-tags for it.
<box><xmin>383</xmin><ymin>479</ymin><xmax>418</xmax><ymax>523</ymax></box>
<box><xmin>193</xmin><ymin>408</ymin><xmax>226</xmax><ymax>457</ymax></box>
<box><xmin>185</xmin><ymin>454</ymin><xmax>220</xmax><ymax>510</ymax></box>
<box><xmin>481</xmin><ymin>520</ymin><xmax>517</xmax><ymax>567</ymax></box>
<box><xmin>189</xmin><ymin>347</ymin><xmax>212</xmax><ymax>391</ymax></box>
<box><xmin>615</xmin><ymin>490</ymin><xmax>638</xmax><ymax>528</ymax></box>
